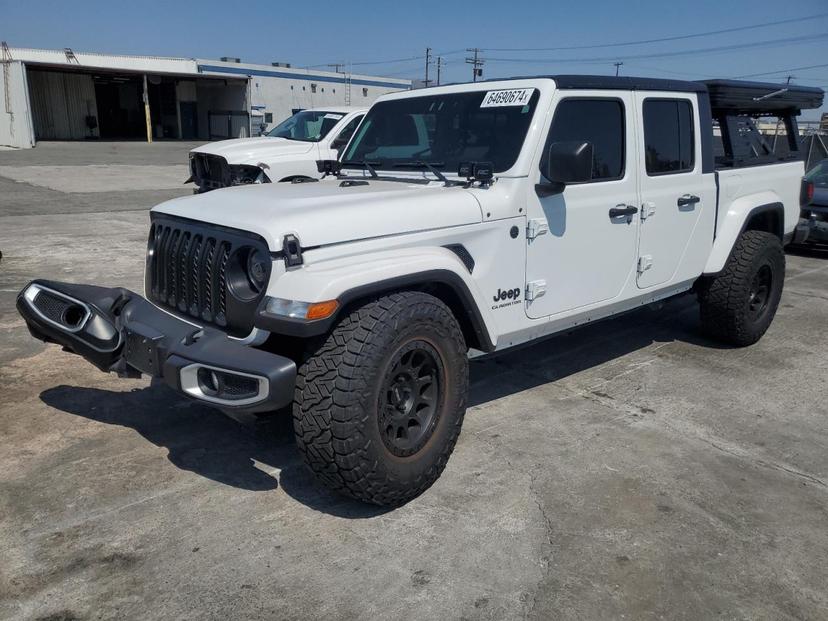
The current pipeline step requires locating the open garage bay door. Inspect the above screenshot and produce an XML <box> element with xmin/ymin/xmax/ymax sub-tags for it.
<box><xmin>28</xmin><ymin>69</ymin><xmax>99</xmax><ymax>140</ymax></box>
<box><xmin>27</xmin><ymin>67</ymin><xmax>249</xmax><ymax>142</ymax></box>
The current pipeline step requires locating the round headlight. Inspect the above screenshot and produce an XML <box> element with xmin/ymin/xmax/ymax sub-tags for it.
<box><xmin>246</xmin><ymin>248</ymin><xmax>270</xmax><ymax>292</ymax></box>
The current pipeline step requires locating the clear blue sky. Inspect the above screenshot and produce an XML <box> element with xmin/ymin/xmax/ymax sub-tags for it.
<box><xmin>2</xmin><ymin>0</ymin><xmax>827</xmax><ymax>119</ymax></box>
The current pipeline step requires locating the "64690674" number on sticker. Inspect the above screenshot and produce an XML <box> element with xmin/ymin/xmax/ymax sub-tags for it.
<box><xmin>480</xmin><ymin>89</ymin><xmax>534</xmax><ymax>108</ymax></box>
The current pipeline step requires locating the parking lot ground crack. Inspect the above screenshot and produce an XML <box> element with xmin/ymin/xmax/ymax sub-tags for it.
<box><xmin>785</xmin><ymin>262</ymin><xmax>828</xmax><ymax>282</ymax></box>
<box><xmin>15</xmin><ymin>478</ymin><xmax>210</xmax><ymax>543</ymax></box>
<box><xmin>523</xmin><ymin>471</ymin><xmax>556</xmax><ymax>621</ymax></box>
<box><xmin>561</xmin><ymin>374</ymin><xmax>828</xmax><ymax>492</ymax></box>
<box><xmin>784</xmin><ymin>289</ymin><xmax>828</xmax><ymax>303</ymax></box>
<box><xmin>675</xmin><ymin>430</ymin><xmax>828</xmax><ymax>490</ymax></box>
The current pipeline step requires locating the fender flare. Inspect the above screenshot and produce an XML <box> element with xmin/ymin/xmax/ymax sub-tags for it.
<box><xmin>255</xmin><ymin>255</ymin><xmax>496</xmax><ymax>352</ymax></box>
<box><xmin>704</xmin><ymin>198</ymin><xmax>784</xmax><ymax>274</ymax></box>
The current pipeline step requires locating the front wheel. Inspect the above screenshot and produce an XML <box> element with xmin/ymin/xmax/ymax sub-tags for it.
<box><xmin>293</xmin><ymin>291</ymin><xmax>469</xmax><ymax>506</ymax></box>
<box><xmin>698</xmin><ymin>230</ymin><xmax>785</xmax><ymax>346</ymax></box>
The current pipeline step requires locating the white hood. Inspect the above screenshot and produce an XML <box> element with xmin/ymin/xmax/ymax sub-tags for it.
<box><xmin>152</xmin><ymin>178</ymin><xmax>484</xmax><ymax>250</ymax></box>
<box><xmin>191</xmin><ymin>137</ymin><xmax>315</xmax><ymax>165</ymax></box>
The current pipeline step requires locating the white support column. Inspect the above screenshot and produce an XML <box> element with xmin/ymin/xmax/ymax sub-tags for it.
<box><xmin>143</xmin><ymin>74</ymin><xmax>152</xmax><ymax>143</ymax></box>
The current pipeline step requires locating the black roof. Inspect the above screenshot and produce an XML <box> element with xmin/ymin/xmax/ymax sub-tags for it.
<box><xmin>543</xmin><ymin>74</ymin><xmax>708</xmax><ymax>93</ymax></box>
<box><xmin>473</xmin><ymin>74</ymin><xmax>707</xmax><ymax>92</ymax></box>
<box><xmin>438</xmin><ymin>74</ymin><xmax>825</xmax><ymax>112</ymax></box>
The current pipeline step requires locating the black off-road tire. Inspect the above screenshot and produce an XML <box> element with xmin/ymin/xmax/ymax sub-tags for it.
<box><xmin>293</xmin><ymin>291</ymin><xmax>469</xmax><ymax>506</ymax></box>
<box><xmin>698</xmin><ymin>230</ymin><xmax>785</xmax><ymax>346</ymax></box>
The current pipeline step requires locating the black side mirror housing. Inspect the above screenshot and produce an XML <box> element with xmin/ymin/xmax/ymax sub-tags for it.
<box><xmin>536</xmin><ymin>141</ymin><xmax>594</xmax><ymax>197</ymax></box>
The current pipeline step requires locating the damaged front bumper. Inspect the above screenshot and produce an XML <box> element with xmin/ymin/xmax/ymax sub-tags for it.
<box><xmin>17</xmin><ymin>280</ymin><xmax>296</xmax><ymax>413</ymax></box>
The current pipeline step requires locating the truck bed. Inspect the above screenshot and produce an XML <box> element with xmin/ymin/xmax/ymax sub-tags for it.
<box><xmin>716</xmin><ymin>160</ymin><xmax>804</xmax><ymax>238</ymax></box>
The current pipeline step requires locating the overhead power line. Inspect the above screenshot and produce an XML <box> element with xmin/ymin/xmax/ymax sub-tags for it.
<box><xmin>735</xmin><ymin>62</ymin><xmax>828</xmax><ymax>78</ymax></box>
<box><xmin>482</xmin><ymin>12</ymin><xmax>828</xmax><ymax>52</ymax></box>
<box><xmin>307</xmin><ymin>49</ymin><xmax>466</xmax><ymax>71</ymax></box>
<box><xmin>485</xmin><ymin>32</ymin><xmax>828</xmax><ymax>65</ymax></box>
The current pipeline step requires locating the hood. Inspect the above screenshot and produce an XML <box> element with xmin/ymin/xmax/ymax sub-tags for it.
<box><xmin>191</xmin><ymin>137</ymin><xmax>315</xmax><ymax>165</ymax></box>
<box><xmin>152</xmin><ymin>178</ymin><xmax>484</xmax><ymax>249</ymax></box>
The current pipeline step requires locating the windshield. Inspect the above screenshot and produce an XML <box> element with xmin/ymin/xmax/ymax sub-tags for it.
<box><xmin>267</xmin><ymin>110</ymin><xmax>345</xmax><ymax>142</ymax></box>
<box><xmin>805</xmin><ymin>160</ymin><xmax>828</xmax><ymax>188</ymax></box>
<box><xmin>342</xmin><ymin>89</ymin><xmax>540</xmax><ymax>174</ymax></box>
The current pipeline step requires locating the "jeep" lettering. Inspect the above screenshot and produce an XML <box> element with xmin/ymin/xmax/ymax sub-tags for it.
<box><xmin>493</xmin><ymin>287</ymin><xmax>521</xmax><ymax>302</ymax></box>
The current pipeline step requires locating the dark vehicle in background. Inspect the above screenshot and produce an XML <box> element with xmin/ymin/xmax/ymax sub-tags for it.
<box><xmin>800</xmin><ymin>159</ymin><xmax>828</xmax><ymax>244</ymax></box>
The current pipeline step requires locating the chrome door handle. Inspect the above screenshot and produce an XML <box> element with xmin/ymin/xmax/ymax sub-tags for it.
<box><xmin>677</xmin><ymin>194</ymin><xmax>700</xmax><ymax>207</ymax></box>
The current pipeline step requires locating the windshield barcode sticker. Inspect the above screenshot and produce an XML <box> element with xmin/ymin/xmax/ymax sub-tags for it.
<box><xmin>480</xmin><ymin>89</ymin><xmax>534</xmax><ymax>107</ymax></box>
<box><xmin>324</xmin><ymin>113</ymin><xmax>344</xmax><ymax>120</ymax></box>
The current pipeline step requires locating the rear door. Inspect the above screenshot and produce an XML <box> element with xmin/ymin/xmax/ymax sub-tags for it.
<box><xmin>635</xmin><ymin>93</ymin><xmax>714</xmax><ymax>288</ymax></box>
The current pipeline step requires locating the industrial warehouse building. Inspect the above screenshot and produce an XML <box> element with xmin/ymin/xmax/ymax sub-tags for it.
<box><xmin>0</xmin><ymin>46</ymin><xmax>410</xmax><ymax>149</ymax></box>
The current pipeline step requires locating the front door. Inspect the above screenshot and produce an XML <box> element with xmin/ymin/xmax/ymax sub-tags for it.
<box><xmin>634</xmin><ymin>94</ymin><xmax>713</xmax><ymax>288</ymax></box>
<box><xmin>525</xmin><ymin>94</ymin><xmax>640</xmax><ymax>319</ymax></box>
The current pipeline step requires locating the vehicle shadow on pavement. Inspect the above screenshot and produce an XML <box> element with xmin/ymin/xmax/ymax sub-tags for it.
<box><xmin>467</xmin><ymin>295</ymin><xmax>731</xmax><ymax>407</ymax></box>
<box><xmin>39</xmin><ymin>383</ymin><xmax>393</xmax><ymax>519</ymax></box>
<box><xmin>786</xmin><ymin>245</ymin><xmax>828</xmax><ymax>260</ymax></box>
<box><xmin>37</xmin><ymin>295</ymin><xmax>722</xmax><ymax>517</ymax></box>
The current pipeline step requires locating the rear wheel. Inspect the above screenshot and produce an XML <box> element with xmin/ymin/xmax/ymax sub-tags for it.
<box><xmin>293</xmin><ymin>291</ymin><xmax>468</xmax><ymax>506</ymax></box>
<box><xmin>698</xmin><ymin>230</ymin><xmax>785</xmax><ymax>346</ymax></box>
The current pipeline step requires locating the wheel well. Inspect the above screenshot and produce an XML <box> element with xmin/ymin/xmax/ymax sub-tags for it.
<box><xmin>419</xmin><ymin>281</ymin><xmax>486</xmax><ymax>352</ymax></box>
<box><xmin>335</xmin><ymin>277</ymin><xmax>493</xmax><ymax>353</ymax></box>
<box><xmin>743</xmin><ymin>205</ymin><xmax>783</xmax><ymax>240</ymax></box>
<box><xmin>255</xmin><ymin>271</ymin><xmax>495</xmax><ymax>353</ymax></box>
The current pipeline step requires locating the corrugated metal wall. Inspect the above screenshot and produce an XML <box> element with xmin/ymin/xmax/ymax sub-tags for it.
<box><xmin>28</xmin><ymin>70</ymin><xmax>98</xmax><ymax>140</ymax></box>
<box><xmin>1</xmin><ymin>61</ymin><xmax>36</xmax><ymax>147</ymax></box>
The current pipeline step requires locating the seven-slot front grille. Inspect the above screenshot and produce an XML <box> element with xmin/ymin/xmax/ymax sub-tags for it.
<box><xmin>146</xmin><ymin>215</ymin><xmax>270</xmax><ymax>337</ymax></box>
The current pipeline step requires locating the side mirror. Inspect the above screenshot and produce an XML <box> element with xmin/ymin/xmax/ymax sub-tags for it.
<box><xmin>331</xmin><ymin>136</ymin><xmax>349</xmax><ymax>151</ymax></box>
<box><xmin>536</xmin><ymin>141</ymin><xmax>593</xmax><ymax>197</ymax></box>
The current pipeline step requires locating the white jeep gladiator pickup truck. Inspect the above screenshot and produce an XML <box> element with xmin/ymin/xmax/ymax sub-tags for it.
<box><xmin>18</xmin><ymin>75</ymin><xmax>823</xmax><ymax>506</ymax></box>
<box><xmin>187</xmin><ymin>106</ymin><xmax>366</xmax><ymax>192</ymax></box>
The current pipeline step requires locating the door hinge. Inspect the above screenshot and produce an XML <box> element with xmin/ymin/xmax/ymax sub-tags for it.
<box><xmin>640</xmin><ymin>201</ymin><xmax>656</xmax><ymax>221</ymax></box>
<box><xmin>637</xmin><ymin>255</ymin><xmax>653</xmax><ymax>274</ymax></box>
<box><xmin>526</xmin><ymin>279</ymin><xmax>547</xmax><ymax>301</ymax></box>
<box><xmin>526</xmin><ymin>218</ymin><xmax>549</xmax><ymax>240</ymax></box>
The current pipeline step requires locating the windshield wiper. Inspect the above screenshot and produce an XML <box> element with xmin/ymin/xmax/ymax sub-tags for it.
<box><xmin>344</xmin><ymin>160</ymin><xmax>380</xmax><ymax>178</ymax></box>
<box><xmin>393</xmin><ymin>161</ymin><xmax>448</xmax><ymax>182</ymax></box>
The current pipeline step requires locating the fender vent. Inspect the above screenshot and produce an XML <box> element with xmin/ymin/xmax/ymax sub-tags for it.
<box><xmin>443</xmin><ymin>244</ymin><xmax>475</xmax><ymax>273</ymax></box>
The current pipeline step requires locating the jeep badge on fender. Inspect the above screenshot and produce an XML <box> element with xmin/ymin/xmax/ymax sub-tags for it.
<box><xmin>493</xmin><ymin>287</ymin><xmax>521</xmax><ymax>302</ymax></box>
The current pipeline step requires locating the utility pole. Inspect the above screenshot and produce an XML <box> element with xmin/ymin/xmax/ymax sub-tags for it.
<box><xmin>614</xmin><ymin>61</ymin><xmax>623</xmax><ymax>76</ymax></box>
<box><xmin>436</xmin><ymin>56</ymin><xmax>443</xmax><ymax>86</ymax></box>
<box><xmin>466</xmin><ymin>48</ymin><xmax>484</xmax><ymax>82</ymax></box>
<box><xmin>424</xmin><ymin>47</ymin><xmax>432</xmax><ymax>87</ymax></box>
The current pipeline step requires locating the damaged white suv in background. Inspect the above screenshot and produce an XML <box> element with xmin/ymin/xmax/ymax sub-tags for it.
<box><xmin>187</xmin><ymin>107</ymin><xmax>366</xmax><ymax>192</ymax></box>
